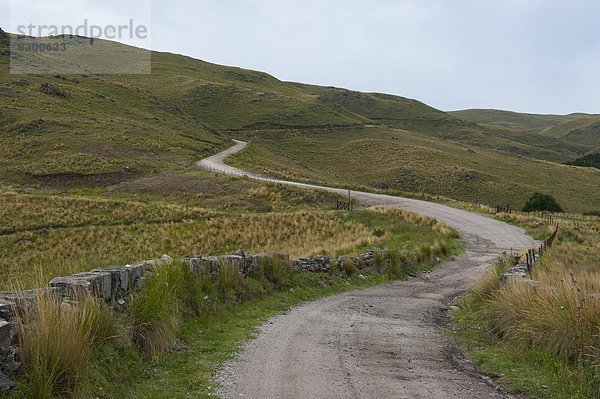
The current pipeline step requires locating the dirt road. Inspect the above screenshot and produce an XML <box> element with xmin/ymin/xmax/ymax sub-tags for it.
<box><xmin>199</xmin><ymin>140</ymin><xmax>533</xmax><ymax>398</ymax></box>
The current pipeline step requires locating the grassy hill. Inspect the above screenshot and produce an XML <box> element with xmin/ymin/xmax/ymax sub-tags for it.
<box><xmin>565</xmin><ymin>153</ymin><xmax>600</xmax><ymax>169</ymax></box>
<box><xmin>451</xmin><ymin>109</ymin><xmax>600</xmax><ymax>150</ymax></box>
<box><xmin>1</xmin><ymin>30</ymin><xmax>598</xmax><ymax>212</ymax></box>
<box><xmin>538</xmin><ymin>115</ymin><xmax>600</xmax><ymax>149</ymax></box>
<box><xmin>449</xmin><ymin>109</ymin><xmax>574</xmax><ymax>131</ymax></box>
<box><xmin>228</xmin><ymin>127</ymin><xmax>600</xmax><ymax>213</ymax></box>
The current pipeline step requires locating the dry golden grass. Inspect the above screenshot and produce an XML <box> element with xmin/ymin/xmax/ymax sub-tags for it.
<box><xmin>14</xmin><ymin>292</ymin><xmax>120</xmax><ymax>398</ymax></box>
<box><xmin>0</xmin><ymin>191</ymin><xmax>208</xmax><ymax>234</ymax></box>
<box><xmin>0</xmin><ymin>211</ymin><xmax>373</xmax><ymax>290</ymax></box>
<box><xmin>482</xmin><ymin>215</ymin><xmax>600</xmax><ymax>368</ymax></box>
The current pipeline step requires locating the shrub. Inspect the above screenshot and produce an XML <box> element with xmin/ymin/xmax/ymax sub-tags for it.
<box><xmin>415</xmin><ymin>243</ymin><xmax>433</xmax><ymax>263</ymax></box>
<box><xmin>216</xmin><ymin>260</ymin><xmax>244</xmax><ymax>302</ymax></box>
<box><xmin>523</xmin><ymin>192</ymin><xmax>563</xmax><ymax>212</ymax></box>
<box><xmin>129</xmin><ymin>261</ymin><xmax>188</xmax><ymax>358</ymax></box>
<box><xmin>257</xmin><ymin>256</ymin><xmax>290</xmax><ymax>288</ymax></box>
<box><xmin>372</xmin><ymin>228</ymin><xmax>385</xmax><ymax>238</ymax></box>
<box><xmin>373</xmin><ymin>251</ymin><xmax>388</xmax><ymax>274</ymax></box>
<box><xmin>342</xmin><ymin>257</ymin><xmax>356</xmax><ymax>276</ymax></box>
<box><xmin>565</xmin><ymin>153</ymin><xmax>600</xmax><ymax>169</ymax></box>
<box><xmin>16</xmin><ymin>292</ymin><xmax>120</xmax><ymax>398</ymax></box>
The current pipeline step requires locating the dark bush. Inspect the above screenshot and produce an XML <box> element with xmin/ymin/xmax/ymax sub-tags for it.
<box><xmin>522</xmin><ymin>192</ymin><xmax>563</xmax><ymax>212</ymax></box>
<box><xmin>565</xmin><ymin>153</ymin><xmax>600</xmax><ymax>169</ymax></box>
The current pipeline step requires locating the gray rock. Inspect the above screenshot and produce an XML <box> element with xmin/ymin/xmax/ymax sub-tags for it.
<box><xmin>0</xmin><ymin>371</ymin><xmax>15</xmax><ymax>391</ymax></box>
<box><xmin>0</xmin><ymin>301</ymin><xmax>12</xmax><ymax>320</ymax></box>
<box><xmin>234</xmin><ymin>249</ymin><xmax>246</xmax><ymax>258</ymax></box>
<box><xmin>218</xmin><ymin>255</ymin><xmax>245</xmax><ymax>273</ymax></box>
<box><xmin>40</xmin><ymin>82</ymin><xmax>70</xmax><ymax>98</ymax></box>
<box><xmin>0</xmin><ymin>319</ymin><xmax>10</xmax><ymax>343</ymax></box>
<box><xmin>50</xmin><ymin>270</ymin><xmax>112</xmax><ymax>300</ymax></box>
<box><xmin>500</xmin><ymin>263</ymin><xmax>529</xmax><ymax>285</ymax></box>
<box><xmin>244</xmin><ymin>253</ymin><xmax>269</xmax><ymax>277</ymax></box>
<box><xmin>293</xmin><ymin>255</ymin><xmax>331</xmax><ymax>273</ymax></box>
<box><xmin>1</xmin><ymin>346</ymin><xmax>20</xmax><ymax>372</ymax></box>
<box><xmin>96</xmin><ymin>266</ymin><xmax>129</xmax><ymax>296</ymax></box>
<box><xmin>188</xmin><ymin>256</ymin><xmax>209</xmax><ymax>276</ymax></box>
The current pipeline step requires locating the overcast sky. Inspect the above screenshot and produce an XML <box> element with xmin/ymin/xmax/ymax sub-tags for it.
<box><xmin>3</xmin><ymin>0</ymin><xmax>600</xmax><ymax>114</ymax></box>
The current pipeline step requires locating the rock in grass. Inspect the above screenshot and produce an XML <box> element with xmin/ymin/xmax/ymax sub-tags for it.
<box><xmin>0</xmin><ymin>371</ymin><xmax>14</xmax><ymax>391</ymax></box>
<box><xmin>40</xmin><ymin>82</ymin><xmax>70</xmax><ymax>98</ymax></box>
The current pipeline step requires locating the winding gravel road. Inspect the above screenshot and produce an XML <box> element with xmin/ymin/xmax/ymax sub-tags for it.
<box><xmin>198</xmin><ymin>140</ymin><xmax>534</xmax><ymax>399</ymax></box>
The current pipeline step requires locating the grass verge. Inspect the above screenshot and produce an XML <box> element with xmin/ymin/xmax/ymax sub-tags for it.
<box><xmin>451</xmin><ymin>213</ymin><xmax>600</xmax><ymax>398</ymax></box>
<box><xmin>8</xmin><ymin>207</ymin><xmax>460</xmax><ymax>398</ymax></box>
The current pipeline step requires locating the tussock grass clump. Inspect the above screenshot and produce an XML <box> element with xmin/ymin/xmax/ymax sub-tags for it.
<box><xmin>216</xmin><ymin>260</ymin><xmax>244</xmax><ymax>302</ymax></box>
<box><xmin>415</xmin><ymin>243</ymin><xmax>433</xmax><ymax>263</ymax></box>
<box><xmin>432</xmin><ymin>240</ymin><xmax>447</xmax><ymax>256</ymax></box>
<box><xmin>15</xmin><ymin>292</ymin><xmax>120</xmax><ymax>398</ymax></box>
<box><xmin>129</xmin><ymin>261</ymin><xmax>199</xmax><ymax>358</ymax></box>
<box><xmin>464</xmin><ymin>215</ymin><xmax>600</xmax><ymax>397</ymax></box>
<box><xmin>372</xmin><ymin>206</ymin><xmax>435</xmax><ymax>227</ymax></box>
<box><xmin>485</xmin><ymin>269</ymin><xmax>600</xmax><ymax>363</ymax></box>
<box><xmin>251</xmin><ymin>257</ymin><xmax>291</xmax><ymax>288</ymax></box>
<box><xmin>471</xmin><ymin>256</ymin><xmax>514</xmax><ymax>300</ymax></box>
<box><xmin>433</xmin><ymin>222</ymin><xmax>459</xmax><ymax>238</ymax></box>
<box><xmin>342</xmin><ymin>257</ymin><xmax>356</xmax><ymax>276</ymax></box>
<box><xmin>373</xmin><ymin>251</ymin><xmax>388</xmax><ymax>275</ymax></box>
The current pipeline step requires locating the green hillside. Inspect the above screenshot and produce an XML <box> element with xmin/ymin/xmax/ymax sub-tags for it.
<box><xmin>538</xmin><ymin>115</ymin><xmax>600</xmax><ymax>149</ymax></box>
<box><xmin>566</xmin><ymin>153</ymin><xmax>600</xmax><ymax>169</ymax></box>
<box><xmin>228</xmin><ymin>127</ymin><xmax>600</xmax><ymax>213</ymax></box>
<box><xmin>449</xmin><ymin>109</ymin><xmax>573</xmax><ymax>131</ymax></box>
<box><xmin>451</xmin><ymin>109</ymin><xmax>600</xmax><ymax>150</ymax></box>
<box><xmin>1</xmin><ymin>31</ymin><xmax>598</xmax><ymax>212</ymax></box>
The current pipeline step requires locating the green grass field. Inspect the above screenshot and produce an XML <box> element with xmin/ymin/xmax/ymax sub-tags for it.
<box><xmin>228</xmin><ymin>127</ymin><xmax>600</xmax><ymax>213</ymax></box>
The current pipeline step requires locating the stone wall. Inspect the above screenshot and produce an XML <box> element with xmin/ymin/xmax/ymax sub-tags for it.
<box><xmin>4</xmin><ymin>248</ymin><xmax>384</xmax><ymax>389</ymax></box>
<box><xmin>291</xmin><ymin>250</ymin><xmax>391</xmax><ymax>273</ymax></box>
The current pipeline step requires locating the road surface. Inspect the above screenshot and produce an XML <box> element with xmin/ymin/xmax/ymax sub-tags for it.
<box><xmin>198</xmin><ymin>140</ymin><xmax>533</xmax><ymax>399</ymax></box>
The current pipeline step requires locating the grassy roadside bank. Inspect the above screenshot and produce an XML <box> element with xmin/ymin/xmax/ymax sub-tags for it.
<box><xmin>451</xmin><ymin>214</ymin><xmax>600</xmax><ymax>398</ymax></box>
<box><xmin>7</xmin><ymin>207</ymin><xmax>461</xmax><ymax>398</ymax></box>
<box><xmin>226</xmin><ymin>132</ymin><xmax>600</xmax><ymax>213</ymax></box>
<box><xmin>128</xmin><ymin>271</ymin><xmax>394</xmax><ymax>399</ymax></box>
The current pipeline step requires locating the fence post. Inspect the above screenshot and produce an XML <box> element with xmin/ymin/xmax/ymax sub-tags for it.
<box><xmin>347</xmin><ymin>190</ymin><xmax>353</xmax><ymax>212</ymax></box>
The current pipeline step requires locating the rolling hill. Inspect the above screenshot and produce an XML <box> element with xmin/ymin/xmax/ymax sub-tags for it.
<box><xmin>451</xmin><ymin>109</ymin><xmax>600</xmax><ymax>150</ymax></box>
<box><xmin>0</xmin><ymin>30</ymin><xmax>598</xmax><ymax>212</ymax></box>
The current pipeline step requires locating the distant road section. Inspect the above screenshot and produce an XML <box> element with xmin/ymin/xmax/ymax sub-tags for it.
<box><xmin>199</xmin><ymin>140</ymin><xmax>533</xmax><ymax>399</ymax></box>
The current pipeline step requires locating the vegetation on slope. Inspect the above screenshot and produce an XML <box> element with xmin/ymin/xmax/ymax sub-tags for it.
<box><xmin>228</xmin><ymin>127</ymin><xmax>600</xmax><ymax>213</ymax></box>
<box><xmin>451</xmin><ymin>109</ymin><xmax>600</xmax><ymax>151</ymax></box>
<box><xmin>449</xmin><ymin>109</ymin><xmax>578</xmax><ymax>131</ymax></box>
<box><xmin>566</xmin><ymin>153</ymin><xmax>600</xmax><ymax>169</ymax></box>
<box><xmin>539</xmin><ymin>115</ymin><xmax>600</xmax><ymax>149</ymax></box>
<box><xmin>1</xmin><ymin>30</ymin><xmax>597</xmax><ymax>207</ymax></box>
<box><xmin>453</xmin><ymin>213</ymin><xmax>600</xmax><ymax>398</ymax></box>
<box><xmin>522</xmin><ymin>192</ymin><xmax>563</xmax><ymax>212</ymax></box>
<box><xmin>8</xmin><ymin>208</ymin><xmax>460</xmax><ymax>398</ymax></box>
